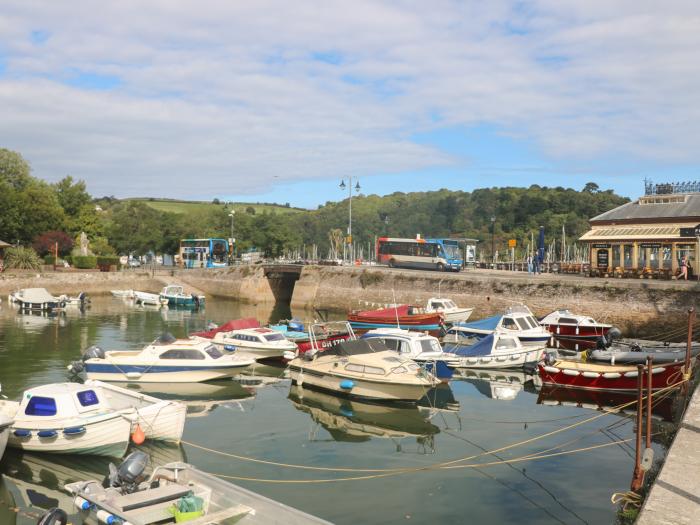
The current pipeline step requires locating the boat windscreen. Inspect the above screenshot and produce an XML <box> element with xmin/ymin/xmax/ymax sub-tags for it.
<box><xmin>324</xmin><ymin>338</ymin><xmax>390</xmax><ymax>357</ymax></box>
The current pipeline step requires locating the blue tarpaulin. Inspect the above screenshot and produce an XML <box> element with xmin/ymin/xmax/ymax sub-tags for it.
<box><xmin>455</xmin><ymin>315</ymin><xmax>502</xmax><ymax>332</ymax></box>
<box><xmin>444</xmin><ymin>334</ymin><xmax>495</xmax><ymax>357</ymax></box>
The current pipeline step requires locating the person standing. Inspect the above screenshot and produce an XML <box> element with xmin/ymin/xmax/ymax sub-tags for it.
<box><xmin>527</xmin><ymin>253</ymin><xmax>533</xmax><ymax>275</ymax></box>
<box><xmin>680</xmin><ymin>255</ymin><xmax>688</xmax><ymax>280</ymax></box>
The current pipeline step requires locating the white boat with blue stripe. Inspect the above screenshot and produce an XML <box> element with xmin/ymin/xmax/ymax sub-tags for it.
<box><xmin>82</xmin><ymin>334</ymin><xmax>255</xmax><ymax>383</ymax></box>
<box><xmin>443</xmin><ymin>304</ymin><xmax>551</xmax><ymax>347</ymax></box>
<box><xmin>443</xmin><ymin>333</ymin><xmax>546</xmax><ymax>369</ymax></box>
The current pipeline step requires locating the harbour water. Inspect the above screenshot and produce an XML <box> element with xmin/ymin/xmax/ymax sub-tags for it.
<box><xmin>0</xmin><ymin>297</ymin><xmax>682</xmax><ymax>524</ymax></box>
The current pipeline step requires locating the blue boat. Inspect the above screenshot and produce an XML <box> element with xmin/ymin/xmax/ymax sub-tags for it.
<box><xmin>159</xmin><ymin>285</ymin><xmax>205</xmax><ymax>307</ymax></box>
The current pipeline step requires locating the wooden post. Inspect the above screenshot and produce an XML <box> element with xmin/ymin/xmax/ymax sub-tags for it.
<box><xmin>54</xmin><ymin>241</ymin><xmax>58</xmax><ymax>271</ymax></box>
<box><xmin>646</xmin><ymin>356</ymin><xmax>653</xmax><ymax>450</ymax></box>
<box><xmin>631</xmin><ymin>364</ymin><xmax>645</xmax><ymax>491</ymax></box>
<box><xmin>685</xmin><ymin>307</ymin><xmax>695</xmax><ymax>376</ymax></box>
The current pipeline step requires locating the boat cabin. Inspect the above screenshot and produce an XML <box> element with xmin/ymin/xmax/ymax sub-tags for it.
<box><xmin>17</xmin><ymin>383</ymin><xmax>112</xmax><ymax>420</ymax></box>
<box><xmin>221</xmin><ymin>327</ymin><xmax>288</xmax><ymax>343</ymax></box>
<box><xmin>426</xmin><ymin>298</ymin><xmax>458</xmax><ymax>312</ymax></box>
<box><xmin>361</xmin><ymin>328</ymin><xmax>444</xmax><ymax>358</ymax></box>
<box><xmin>138</xmin><ymin>336</ymin><xmax>225</xmax><ymax>361</ymax></box>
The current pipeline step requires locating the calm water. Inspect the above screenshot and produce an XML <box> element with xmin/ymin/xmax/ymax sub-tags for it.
<box><xmin>0</xmin><ymin>297</ymin><xmax>682</xmax><ymax>524</ymax></box>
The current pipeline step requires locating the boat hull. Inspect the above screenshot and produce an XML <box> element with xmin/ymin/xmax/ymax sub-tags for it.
<box><xmin>446</xmin><ymin>347</ymin><xmax>546</xmax><ymax>369</ymax></box>
<box><xmin>0</xmin><ymin>421</ymin><xmax>10</xmax><ymax>461</ymax></box>
<box><xmin>295</xmin><ymin>333</ymin><xmax>352</xmax><ymax>354</ymax></box>
<box><xmin>543</xmin><ymin>323</ymin><xmax>611</xmax><ymax>340</ymax></box>
<box><xmin>538</xmin><ymin>361</ymin><xmax>687</xmax><ymax>392</ymax></box>
<box><xmin>440</xmin><ymin>308</ymin><xmax>474</xmax><ymax>324</ymax></box>
<box><xmin>85</xmin><ymin>363</ymin><xmax>250</xmax><ymax>383</ymax></box>
<box><xmin>288</xmin><ymin>366</ymin><xmax>431</xmax><ymax>402</ymax></box>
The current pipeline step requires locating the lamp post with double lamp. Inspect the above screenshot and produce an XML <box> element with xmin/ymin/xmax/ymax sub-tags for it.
<box><xmin>339</xmin><ymin>177</ymin><xmax>361</xmax><ymax>263</ymax></box>
<box><xmin>490</xmin><ymin>216</ymin><xmax>496</xmax><ymax>267</ymax></box>
<box><xmin>228</xmin><ymin>210</ymin><xmax>235</xmax><ymax>264</ymax></box>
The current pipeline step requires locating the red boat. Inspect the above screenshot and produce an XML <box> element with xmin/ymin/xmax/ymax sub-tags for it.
<box><xmin>347</xmin><ymin>304</ymin><xmax>443</xmax><ymax>335</ymax></box>
<box><xmin>539</xmin><ymin>309</ymin><xmax>612</xmax><ymax>340</ymax></box>
<box><xmin>538</xmin><ymin>359</ymin><xmax>688</xmax><ymax>392</ymax></box>
<box><xmin>191</xmin><ymin>317</ymin><xmax>261</xmax><ymax>338</ymax></box>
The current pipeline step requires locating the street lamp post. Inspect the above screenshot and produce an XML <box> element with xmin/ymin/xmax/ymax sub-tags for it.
<box><xmin>340</xmin><ymin>177</ymin><xmax>361</xmax><ymax>263</ymax></box>
<box><xmin>228</xmin><ymin>210</ymin><xmax>235</xmax><ymax>263</ymax></box>
<box><xmin>490</xmin><ymin>216</ymin><xmax>496</xmax><ymax>266</ymax></box>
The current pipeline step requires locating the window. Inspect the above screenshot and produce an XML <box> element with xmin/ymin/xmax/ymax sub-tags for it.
<box><xmin>623</xmin><ymin>245</ymin><xmax>633</xmax><ymax>268</ymax></box>
<box><xmin>364</xmin><ymin>365</ymin><xmax>386</xmax><ymax>375</ymax></box>
<box><xmin>377</xmin><ymin>338</ymin><xmax>401</xmax><ymax>352</ymax></box>
<box><xmin>495</xmin><ymin>337</ymin><xmax>518</xmax><ymax>350</ymax></box>
<box><xmin>77</xmin><ymin>390</ymin><xmax>99</xmax><ymax>407</ymax></box>
<box><xmin>502</xmin><ymin>318</ymin><xmax>518</xmax><ymax>330</ymax></box>
<box><xmin>264</xmin><ymin>333</ymin><xmax>286</xmax><ymax>342</ymax></box>
<box><xmin>558</xmin><ymin>318</ymin><xmax>577</xmax><ymax>325</ymax></box>
<box><xmin>345</xmin><ymin>363</ymin><xmax>364</xmax><ymax>373</ymax></box>
<box><xmin>160</xmin><ymin>349</ymin><xmax>206</xmax><ymax>360</ymax></box>
<box><xmin>391</xmin><ymin>366</ymin><xmax>407</xmax><ymax>374</ymax></box>
<box><xmin>205</xmin><ymin>346</ymin><xmax>223</xmax><ymax>359</ymax></box>
<box><xmin>419</xmin><ymin>339</ymin><xmax>441</xmax><ymax>353</ymax></box>
<box><xmin>612</xmin><ymin>245</ymin><xmax>621</xmax><ymax>267</ymax></box>
<box><xmin>25</xmin><ymin>396</ymin><xmax>57</xmax><ymax>416</ymax></box>
<box><xmin>430</xmin><ymin>302</ymin><xmax>442</xmax><ymax>310</ymax></box>
<box><xmin>516</xmin><ymin>318</ymin><xmax>530</xmax><ymax>331</ymax></box>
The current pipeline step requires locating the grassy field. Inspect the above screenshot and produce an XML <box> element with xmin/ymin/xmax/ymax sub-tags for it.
<box><xmin>128</xmin><ymin>198</ymin><xmax>305</xmax><ymax>215</ymax></box>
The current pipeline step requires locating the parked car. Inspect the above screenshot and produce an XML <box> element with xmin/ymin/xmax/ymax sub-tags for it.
<box><xmin>127</xmin><ymin>259</ymin><xmax>141</xmax><ymax>268</ymax></box>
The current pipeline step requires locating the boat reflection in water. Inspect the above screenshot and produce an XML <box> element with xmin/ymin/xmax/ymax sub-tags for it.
<box><xmin>452</xmin><ymin>368</ymin><xmax>539</xmax><ymax>401</ymax></box>
<box><xmin>123</xmin><ymin>379</ymin><xmax>256</xmax><ymax>418</ymax></box>
<box><xmin>288</xmin><ymin>384</ymin><xmax>440</xmax><ymax>451</ymax></box>
<box><xmin>0</xmin><ymin>441</ymin><xmax>187</xmax><ymax>525</ymax></box>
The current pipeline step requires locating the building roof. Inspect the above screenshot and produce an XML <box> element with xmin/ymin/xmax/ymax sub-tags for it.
<box><xmin>579</xmin><ymin>225</ymin><xmax>692</xmax><ymax>242</ymax></box>
<box><xmin>591</xmin><ymin>194</ymin><xmax>700</xmax><ymax>222</ymax></box>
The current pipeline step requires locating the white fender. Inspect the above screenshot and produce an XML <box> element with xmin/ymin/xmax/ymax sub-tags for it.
<box><xmin>603</xmin><ymin>372</ymin><xmax>621</xmax><ymax>379</ymax></box>
<box><xmin>562</xmin><ymin>369</ymin><xmax>580</xmax><ymax>376</ymax></box>
<box><xmin>543</xmin><ymin>366</ymin><xmax>560</xmax><ymax>374</ymax></box>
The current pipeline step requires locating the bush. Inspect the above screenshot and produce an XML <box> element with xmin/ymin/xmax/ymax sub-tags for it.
<box><xmin>5</xmin><ymin>246</ymin><xmax>42</xmax><ymax>270</ymax></box>
<box><xmin>33</xmin><ymin>231</ymin><xmax>74</xmax><ymax>256</ymax></box>
<box><xmin>96</xmin><ymin>256</ymin><xmax>120</xmax><ymax>267</ymax></box>
<box><xmin>64</xmin><ymin>255</ymin><xmax>72</xmax><ymax>265</ymax></box>
<box><xmin>72</xmin><ymin>255</ymin><xmax>97</xmax><ymax>269</ymax></box>
<box><xmin>44</xmin><ymin>255</ymin><xmax>56</xmax><ymax>265</ymax></box>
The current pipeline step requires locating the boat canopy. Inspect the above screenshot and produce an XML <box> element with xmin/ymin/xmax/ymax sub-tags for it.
<box><xmin>16</xmin><ymin>288</ymin><xmax>59</xmax><ymax>303</ymax></box>
<box><xmin>445</xmin><ymin>334</ymin><xmax>496</xmax><ymax>357</ymax></box>
<box><xmin>191</xmin><ymin>317</ymin><xmax>261</xmax><ymax>338</ymax></box>
<box><xmin>324</xmin><ymin>338</ymin><xmax>390</xmax><ymax>357</ymax></box>
<box><xmin>456</xmin><ymin>315</ymin><xmax>502</xmax><ymax>331</ymax></box>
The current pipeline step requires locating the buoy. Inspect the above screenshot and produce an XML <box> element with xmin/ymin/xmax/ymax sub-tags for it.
<box><xmin>131</xmin><ymin>423</ymin><xmax>145</xmax><ymax>445</ymax></box>
<box><xmin>339</xmin><ymin>379</ymin><xmax>355</xmax><ymax>390</ymax></box>
<box><xmin>96</xmin><ymin>509</ymin><xmax>115</xmax><ymax>524</ymax></box>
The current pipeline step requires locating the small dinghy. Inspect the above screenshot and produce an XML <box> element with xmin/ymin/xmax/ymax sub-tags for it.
<box><xmin>64</xmin><ymin>451</ymin><xmax>332</xmax><ymax>524</ymax></box>
<box><xmin>347</xmin><ymin>304</ymin><xmax>444</xmax><ymax>335</ymax></box>
<box><xmin>111</xmin><ymin>289</ymin><xmax>135</xmax><ymax>299</ymax></box>
<box><xmin>58</xmin><ymin>291</ymin><xmax>90</xmax><ymax>307</ymax></box>
<box><xmin>0</xmin><ymin>381</ymin><xmax>186</xmax><ymax>456</ymax></box>
<box><xmin>588</xmin><ymin>338</ymin><xmax>700</xmax><ymax>365</ymax></box>
<box><xmin>443</xmin><ymin>332</ymin><xmax>546</xmax><ymax>369</ymax></box>
<box><xmin>134</xmin><ymin>291</ymin><xmax>169</xmax><ymax>306</ymax></box>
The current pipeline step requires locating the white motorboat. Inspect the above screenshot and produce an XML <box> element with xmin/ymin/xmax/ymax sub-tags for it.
<box><xmin>443</xmin><ymin>332</ymin><xmax>546</xmax><ymax>369</ymax></box>
<box><xmin>79</xmin><ymin>334</ymin><xmax>255</xmax><ymax>383</ymax></box>
<box><xmin>58</xmin><ymin>291</ymin><xmax>90</xmax><ymax>307</ymax></box>
<box><xmin>134</xmin><ymin>290</ymin><xmax>169</xmax><ymax>306</ymax></box>
<box><xmin>209</xmin><ymin>326</ymin><xmax>299</xmax><ymax>362</ymax></box>
<box><xmin>65</xmin><ymin>453</ymin><xmax>332</xmax><ymax>525</ymax></box>
<box><xmin>443</xmin><ymin>304</ymin><xmax>551</xmax><ymax>347</ymax></box>
<box><xmin>8</xmin><ymin>288</ymin><xmax>65</xmax><ymax>311</ymax></box>
<box><xmin>0</xmin><ymin>381</ymin><xmax>186</xmax><ymax>457</ymax></box>
<box><xmin>0</xmin><ymin>411</ymin><xmax>12</xmax><ymax>462</ymax></box>
<box><xmin>160</xmin><ymin>284</ymin><xmax>205</xmax><ymax>307</ymax></box>
<box><xmin>288</xmin><ymin>337</ymin><xmax>439</xmax><ymax>402</ymax></box>
<box><xmin>539</xmin><ymin>309</ymin><xmax>613</xmax><ymax>340</ymax></box>
<box><xmin>425</xmin><ymin>297</ymin><xmax>474</xmax><ymax>324</ymax></box>
<box><xmin>361</xmin><ymin>327</ymin><xmax>459</xmax><ymax>379</ymax></box>
<box><xmin>111</xmin><ymin>289</ymin><xmax>135</xmax><ymax>298</ymax></box>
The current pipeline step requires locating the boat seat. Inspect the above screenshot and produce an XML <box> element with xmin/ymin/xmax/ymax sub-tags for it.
<box><xmin>113</xmin><ymin>484</ymin><xmax>193</xmax><ymax>512</ymax></box>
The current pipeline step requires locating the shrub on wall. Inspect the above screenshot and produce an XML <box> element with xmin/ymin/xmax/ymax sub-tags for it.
<box><xmin>72</xmin><ymin>255</ymin><xmax>97</xmax><ymax>269</ymax></box>
<box><xmin>96</xmin><ymin>256</ymin><xmax>120</xmax><ymax>267</ymax></box>
<box><xmin>5</xmin><ymin>246</ymin><xmax>42</xmax><ymax>270</ymax></box>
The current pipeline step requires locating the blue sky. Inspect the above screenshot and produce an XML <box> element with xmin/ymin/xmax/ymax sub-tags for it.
<box><xmin>1</xmin><ymin>1</ymin><xmax>699</xmax><ymax>208</ymax></box>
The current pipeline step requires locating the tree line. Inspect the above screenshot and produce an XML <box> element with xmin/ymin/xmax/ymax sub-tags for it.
<box><xmin>0</xmin><ymin>147</ymin><xmax>629</xmax><ymax>260</ymax></box>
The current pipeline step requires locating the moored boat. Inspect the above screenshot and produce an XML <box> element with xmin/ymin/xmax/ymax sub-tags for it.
<box><xmin>64</xmin><ymin>453</ymin><xmax>333</xmax><ymax>525</ymax></box>
<box><xmin>134</xmin><ymin>290</ymin><xmax>169</xmax><ymax>306</ymax></box>
<box><xmin>537</xmin><ymin>358</ymin><xmax>688</xmax><ymax>392</ymax></box>
<box><xmin>443</xmin><ymin>304</ymin><xmax>550</xmax><ymax>346</ymax></box>
<box><xmin>208</xmin><ymin>326</ymin><xmax>298</xmax><ymax>362</ymax></box>
<box><xmin>347</xmin><ymin>304</ymin><xmax>443</xmax><ymax>335</ymax></box>
<box><xmin>588</xmin><ymin>339</ymin><xmax>700</xmax><ymax>364</ymax></box>
<box><xmin>539</xmin><ymin>309</ymin><xmax>612</xmax><ymax>340</ymax></box>
<box><xmin>443</xmin><ymin>332</ymin><xmax>546</xmax><ymax>369</ymax></box>
<box><xmin>111</xmin><ymin>289</ymin><xmax>135</xmax><ymax>298</ymax></box>
<box><xmin>425</xmin><ymin>297</ymin><xmax>474</xmax><ymax>324</ymax></box>
<box><xmin>288</xmin><ymin>338</ymin><xmax>439</xmax><ymax>402</ymax></box>
<box><xmin>160</xmin><ymin>284</ymin><xmax>205</xmax><ymax>307</ymax></box>
<box><xmin>8</xmin><ymin>288</ymin><xmax>65</xmax><ymax>311</ymax></box>
<box><xmin>78</xmin><ymin>334</ymin><xmax>255</xmax><ymax>383</ymax></box>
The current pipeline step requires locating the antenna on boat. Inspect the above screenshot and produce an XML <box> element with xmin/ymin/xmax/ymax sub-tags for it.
<box><xmin>392</xmin><ymin>288</ymin><xmax>400</xmax><ymax>329</ymax></box>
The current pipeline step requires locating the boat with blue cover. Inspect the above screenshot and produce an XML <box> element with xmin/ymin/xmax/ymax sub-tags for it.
<box><xmin>443</xmin><ymin>332</ymin><xmax>546</xmax><ymax>369</ymax></box>
<box><xmin>443</xmin><ymin>304</ymin><xmax>551</xmax><ymax>346</ymax></box>
<box><xmin>159</xmin><ymin>285</ymin><xmax>205</xmax><ymax>307</ymax></box>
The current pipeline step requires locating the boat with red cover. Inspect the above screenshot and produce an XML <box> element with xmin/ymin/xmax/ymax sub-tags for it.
<box><xmin>191</xmin><ymin>317</ymin><xmax>261</xmax><ymax>338</ymax></box>
<box><xmin>347</xmin><ymin>305</ymin><xmax>443</xmax><ymax>335</ymax></box>
<box><xmin>539</xmin><ymin>309</ymin><xmax>612</xmax><ymax>340</ymax></box>
<box><xmin>538</xmin><ymin>358</ymin><xmax>688</xmax><ymax>392</ymax></box>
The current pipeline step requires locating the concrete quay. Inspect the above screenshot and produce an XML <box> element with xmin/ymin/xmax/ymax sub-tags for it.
<box><xmin>637</xmin><ymin>381</ymin><xmax>700</xmax><ymax>524</ymax></box>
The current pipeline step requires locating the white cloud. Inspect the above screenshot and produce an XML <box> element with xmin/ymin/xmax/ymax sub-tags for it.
<box><xmin>0</xmin><ymin>1</ymin><xmax>698</xmax><ymax>199</ymax></box>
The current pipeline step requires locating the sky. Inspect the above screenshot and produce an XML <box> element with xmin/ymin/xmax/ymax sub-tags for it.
<box><xmin>1</xmin><ymin>1</ymin><xmax>699</xmax><ymax>208</ymax></box>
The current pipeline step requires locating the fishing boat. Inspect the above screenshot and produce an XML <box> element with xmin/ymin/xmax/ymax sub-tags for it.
<box><xmin>134</xmin><ymin>290</ymin><xmax>169</xmax><ymax>306</ymax></box>
<box><xmin>64</xmin><ymin>452</ymin><xmax>332</xmax><ymax>525</ymax></box>
<box><xmin>361</xmin><ymin>327</ymin><xmax>458</xmax><ymax>379</ymax></box>
<box><xmin>7</xmin><ymin>288</ymin><xmax>65</xmax><ymax>311</ymax></box>
<box><xmin>347</xmin><ymin>304</ymin><xmax>444</xmax><ymax>335</ymax></box>
<box><xmin>288</xmin><ymin>337</ymin><xmax>439</xmax><ymax>402</ymax></box>
<box><xmin>0</xmin><ymin>412</ymin><xmax>11</xmax><ymax>462</ymax></box>
<box><xmin>539</xmin><ymin>309</ymin><xmax>612</xmax><ymax>340</ymax></box>
<box><xmin>160</xmin><ymin>285</ymin><xmax>205</xmax><ymax>307</ymax></box>
<box><xmin>443</xmin><ymin>332</ymin><xmax>546</xmax><ymax>369</ymax></box>
<box><xmin>207</xmin><ymin>326</ymin><xmax>299</xmax><ymax>362</ymax></box>
<box><xmin>537</xmin><ymin>357</ymin><xmax>688</xmax><ymax>392</ymax></box>
<box><xmin>443</xmin><ymin>304</ymin><xmax>551</xmax><ymax>346</ymax></box>
<box><xmin>424</xmin><ymin>297</ymin><xmax>474</xmax><ymax>324</ymax></box>
<box><xmin>76</xmin><ymin>334</ymin><xmax>255</xmax><ymax>383</ymax></box>
<box><xmin>588</xmin><ymin>339</ymin><xmax>700</xmax><ymax>364</ymax></box>
<box><xmin>0</xmin><ymin>381</ymin><xmax>186</xmax><ymax>457</ymax></box>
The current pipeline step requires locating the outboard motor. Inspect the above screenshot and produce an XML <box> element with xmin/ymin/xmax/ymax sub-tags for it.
<box><xmin>543</xmin><ymin>351</ymin><xmax>557</xmax><ymax>367</ymax></box>
<box><xmin>108</xmin><ymin>450</ymin><xmax>149</xmax><ymax>495</ymax></box>
<box><xmin>37</xmin><ymin>508</ymin><xmax>68</xmax><ymax>525</ymax></box>
<box><xmin>191</xmin><ymin>294</ymin><xmax>200</xmax><ymax>308</ymax></box>
<box><xmin>68</xmin><ymin>345</ymin><xmax>105</xmax><ymax>375</ymax></box>
<box><xmin>606</xmin><ymin>327</ymin><xmax>622</xmax><ymax>345</ymax></box>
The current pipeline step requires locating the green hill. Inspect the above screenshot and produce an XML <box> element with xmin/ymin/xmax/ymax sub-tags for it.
<box><xmin>127</xmin><ymin>198</ymin><xmax>305</xmax><ymax>215</ymax></box>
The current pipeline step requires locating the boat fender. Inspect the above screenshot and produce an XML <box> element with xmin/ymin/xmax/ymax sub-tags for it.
<box><xmin>602</xmin><ymin>372</ymin><xmax>621</xmax><ymax>379</ymax></box>
<box><xmin>624</xmin><ymin>371</ymin><xmax>638</xmax><ymax>378</ymax></box>
<box><xmin>582</xmin><ymin>372</ymin><xmax>599</xmax><ymax>379</ymax></box>
<box><xmin>543</xmin><ymin>366</ymin><xmax>560</xmax><ymax>374</ymax></box>
<box><xmin>37</xmin><ymin>508</ymin><xmax>69</xmax><ymax>525</ymax></box>
<box><xmin>64</xmin><ymin>426</ymin><xmax>87</xmax><ymax>436</ymax></box>
<box><xmin>131</xmin><ymin>424</ymin><xmax>146</xmax><ymax>445</ymax></box>
<box><xmin>73</xmin><ymin>496</ymin><xmax>91</xmax><ymax>510</ymax></box>
<box><xmin>96</xmin><ymin>509</ymin><xmax>116</xmax><ymax>524</ymax></box>
<box><xmin>224</xmin><ymin>345</ymin><xmax>237</xmax><ymax>352</ymax></box>
<box><xmin>651</xmin><ymin>367</ymin><xmax>666</xmax><ymax>374</ymax></box>
<box><xmin>13</xmin><ymin>429</ymin><xmax>31</xmax><ymax>438</ymax></box>
<box><xmin>339</xmin><ymin>380</ymin><xmax>355</xmax><ymax>390</ymax></box>
<box><xmin>562</xmin><ymin>369</ymin><xmax>580</xmax><ymax>376</ymax></box>
<box><xmin>37</xmin><ymin>429</ymin><xmax>58</xmax><ymax>438</ymax></box>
